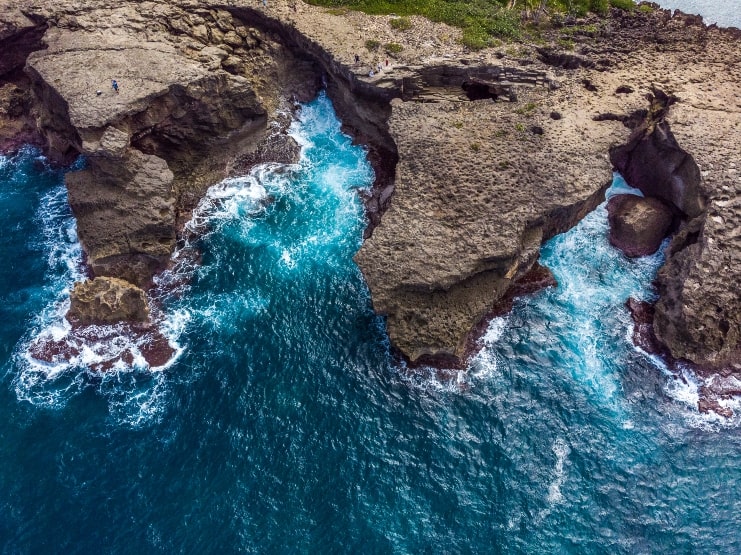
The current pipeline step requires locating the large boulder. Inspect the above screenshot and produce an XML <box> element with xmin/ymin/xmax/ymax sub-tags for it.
<box><xmin>607</xmin><ymin>194</ymin><xmax>673</xmax><ymax>257</ymax></box>
<box><xmin>67</xmin><ymin>277</ymin><xmax>150</xmax><ymax>326</ymax></box>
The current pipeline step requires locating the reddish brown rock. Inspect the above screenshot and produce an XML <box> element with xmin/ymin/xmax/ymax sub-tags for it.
<box><xmin>607</xmin><ymin>194</ymin><xmax>673</xmax><ymax>257</ymax></box>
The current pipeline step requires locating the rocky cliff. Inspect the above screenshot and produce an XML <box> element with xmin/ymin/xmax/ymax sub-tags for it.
<box><xmin>1</xmin><ymin>1</ymin><xmax>740</xmax><ymax>392</ymax></box>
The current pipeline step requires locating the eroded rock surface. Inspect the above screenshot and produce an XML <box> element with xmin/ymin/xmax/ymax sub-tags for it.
<box><xmin>67</xmin><ymin>277</ymin><xmax>150</xmax><ymax>326</ymax></box>
<box><xmin>607</xmin><ymin>194</ymin><xmax>673</xmax><ymax>257</ymax></box>
<box><xmin>355</xmin><ymin>94</ymin><xmax>617</xmax><ymax>362</ymax></box>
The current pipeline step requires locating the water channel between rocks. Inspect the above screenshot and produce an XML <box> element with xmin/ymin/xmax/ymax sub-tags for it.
<box><xmin>1</xmin><ymin>92</ymin><xmax>740</xmax><ymax>553</ymax></box>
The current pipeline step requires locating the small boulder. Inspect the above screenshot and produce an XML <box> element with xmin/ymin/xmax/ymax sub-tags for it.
<box><xmin>607</xmin><ymin>195</ymin><xmax>673</xmax><ymax>257</ymax></box>
<box><xmin>67</xmin><ymin>277</ymin><xmax>150</xmax><ymax>326</ymax></box>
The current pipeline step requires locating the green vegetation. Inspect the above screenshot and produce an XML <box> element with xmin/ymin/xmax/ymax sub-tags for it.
<box><xmin>307</xmin><ymin>0</ymin><xmax>636</xmax><ymax>49</ymax></box>
<box><xmin>365</xmin><ymin>39</ymin><xmax>381</xmax><ymax>50</ymax></box>
<box><xmin>514</xmin><ymin>122</ymin><xmax>525</xmax><ymax>132</ymax></box>
<box><xmin>389</xmin><ymin>17</ymin><xmax>413</xmax><ymax>30</ymax></box>
<box><xmin>384</xmin><ymin>42</ymin><xmax>403</xmax><ymax>54</ymax></box>
<box><xmin>453</xmin><ymin>121</ymin><xmax>464</xmax><ymax>129</ymax></box>
<box><xmin>515</xmin><ymin>101</ymin><xmax>538</xmax><ymax>115</ymax></box>
<box><xmin>470</xmin><ymin>142</ymin><xmax>481</xmax><ymax>152</ymax></box>
<box><xmin>637</xmin><ymin>3</ymin><xmax>653</xmax><ymax>13</ymax></box>
<box><xmin>611</xmin><ymin>0</ymin><xmax>637</xmax><ymax>10</ymax></box>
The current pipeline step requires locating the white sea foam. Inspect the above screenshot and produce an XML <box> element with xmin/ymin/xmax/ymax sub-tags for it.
<box><xmin>546</xmin><ymin>438</ymin><xmax>570</xmax><ymax>505</ymax></box>
<box><xmin>12</xmin><ymin>174</ymin><xmax>181</xmax><ymax>423</ymax></box>
<box><xmin>605</xmin><ymin>173</ymin><xmax>644</xmax><ymax>199</ymax></box>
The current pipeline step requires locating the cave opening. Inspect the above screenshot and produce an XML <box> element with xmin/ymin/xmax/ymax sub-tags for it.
<box><xmin>462</xmin><ymin>81</ymin><xmax>498</xmax><ymax>101</ymax></box>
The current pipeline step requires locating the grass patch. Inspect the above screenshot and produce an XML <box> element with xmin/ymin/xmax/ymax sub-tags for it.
<box><xmin>389</xmin><ymin>17</ymin><xmax>412</xmax><ymax>31</ymax></box>
<box><xmin>611</xmin><ymin>0</ymin><xmax>636</xmax><ymax>10</ymax></box>
<box><xmin>515</xmin><ymin>101</ymin><xmax>537</xmax><ymax>115</ymax></box>
<box><xmin>304</xmin><ymin>1</ymin><xmax>635</xmax><ymax>49</ymax></box>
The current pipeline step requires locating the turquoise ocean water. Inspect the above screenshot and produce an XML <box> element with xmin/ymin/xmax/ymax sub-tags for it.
<box><xmin>2</xmin><ymin>92</ymin><xmax>741</xmax><ymax>553</ymax></box>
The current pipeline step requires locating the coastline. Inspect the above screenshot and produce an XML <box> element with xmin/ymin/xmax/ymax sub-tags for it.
<box><xmin>1</xmin><ymin>1</ymin><xmax>740</xmax><ymax>414</ymax></box>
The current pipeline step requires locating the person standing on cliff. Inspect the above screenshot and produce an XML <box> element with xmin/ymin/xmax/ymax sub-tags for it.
<box><xmin>111</xmin><ymin>79</ymin><xmax>119</xmax><ymax>93</ymax></box>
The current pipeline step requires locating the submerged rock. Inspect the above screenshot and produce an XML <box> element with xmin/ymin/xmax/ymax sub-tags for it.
<box><xmin>67</xmin><ymin>277</ymin><xmax>150</xmax><ymax>326</ymax></box>
<box><xmin>607</xmin><ymin>195</ymin><xmax>673</xmax><ymax>257</ymax></box>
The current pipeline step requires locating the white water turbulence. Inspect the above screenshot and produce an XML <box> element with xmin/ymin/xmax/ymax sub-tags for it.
<box><xmin>471</xmin><ymin>174</ymin><xmax>666</xmax><ymax>415</ymax></box>
<box><xmin>155</xmin><ymin>91</ymin><xmax>374</xmax><ymax>338</ymax></box>
<box><xmin>8</xmin><ymin>92</ymin><xmax>375</xmax><ymax>427</ymax></box>
<box><xmin>4</xmin><ymin>152</ymin><xmax>172</xmax><ymax>425</ymax></box>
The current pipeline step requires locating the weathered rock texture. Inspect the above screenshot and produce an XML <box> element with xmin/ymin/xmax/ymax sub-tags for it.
<box><xmin>1</xmin><ymin>1</ymin><xmax>741</xmax><ymax>381</ymax></box>
<box><xmin>607</xmin><ymin>194</ymin><xmax>673</xmax><ymax>257</ymax></box>
<box><xmin>355</xmin><ymin>95</ymin><xmax>615</xmax><ymax>362</ymax></box>
<box><xmin>67</xmin><ymin>277</ymin><xmax>150</xmax><ymax>326</ymax></box>
<box><xmin>20</xmin><ymin>2</ymin><xmax>323</xmax><ymax>290</ymax></box>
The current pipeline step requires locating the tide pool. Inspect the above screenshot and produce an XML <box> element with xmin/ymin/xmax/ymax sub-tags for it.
<box><xmin>1</xmin><ymin>93</ymin><xmax>740</xmax><ymax>553</ymax></box>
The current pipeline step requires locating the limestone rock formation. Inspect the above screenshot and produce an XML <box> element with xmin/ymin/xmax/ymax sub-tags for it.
<box><xmin>355</xmin><ymin>95</ymin><xmax>619</xmax><ymax>363</ymax></box>
<box><xmin>607</xmin><ymin>194</ymin><xmax>673</xmax><ymax>258</ymax></box>
<box><xmin>67</xmin><ymin>277</ymin><xmax>150</xmax><ymax>326</ymax></box>
<box><xmin>610</xmin><ymin>91</ymin><xmax>706</xmax><ymax>219</ymax></box>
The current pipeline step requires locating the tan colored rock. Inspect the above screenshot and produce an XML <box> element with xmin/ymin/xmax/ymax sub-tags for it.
<box><xmin>356</xmin><ymin>91</ymin><xmax>622</xmax><ymax>362</ymax></box>
<box><xmin>67</xmin><ymin>277</ymin><xmax>150</xmax><ymax>326</ymax></box>
<box><xmin>607</xmin><ymin>195</ymin><xmax>673</xmax><ymax>258</ymax></box>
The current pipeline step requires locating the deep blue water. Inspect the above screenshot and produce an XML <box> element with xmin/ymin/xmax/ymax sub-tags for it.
<box><xmin>2</xmin><ymin>93</ymin><xmax>741</xmax><ymax>553</ymax></box>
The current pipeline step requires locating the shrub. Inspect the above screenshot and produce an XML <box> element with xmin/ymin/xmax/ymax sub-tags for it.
<box><xmin>590</xmin><ymin>0</ymin><xmax>610</xmax><ymax>15</ymax></box>
<box><xmin>365</xmin><ymin>39</ymin><xmax>381</xmax><ymax>51</ymax></box>
<box><xmin>470</xmin><ymin>142</ymin><xmax>481</xmax><ymax>152</ymax></box>
<box><xmin>384</xmin><ymin>42</ymin><xmax>403</xmax><ymax>54</ymax></box>
<box><xmin>611</xmin><ymin>0</ymin><xmax>636</xmax><ymax>10</ymax></box>
<box><xmin>389</xmin><ymin>17</ymin><xmax>412</xmax><ymax>31</ymax></box>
